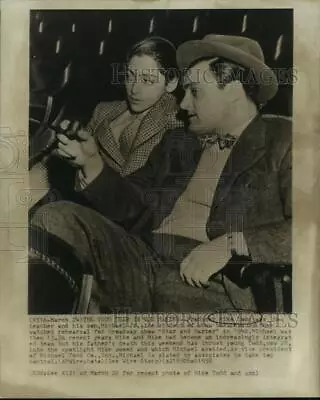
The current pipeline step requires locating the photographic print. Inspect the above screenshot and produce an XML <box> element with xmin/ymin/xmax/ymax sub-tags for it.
<box><xmin>28</xmin><ymin>8</ymin><xmax>293</xmax><ymax>315</ymax></box>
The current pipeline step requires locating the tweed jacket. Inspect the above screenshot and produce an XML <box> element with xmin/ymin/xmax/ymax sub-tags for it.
<box><xmin>86</xmin><ymin>92</ymin><xmax>184</xmax><ymax>176</ymax></box>
<box><xmin>80</xmin><ymin>114</ymin><xmax>292</xmax><ymax>265</ymax></box>
<box><xmin>206</xmin><ymin>114</ymin><xmax>292</xmax><ymax>264</ymax></box>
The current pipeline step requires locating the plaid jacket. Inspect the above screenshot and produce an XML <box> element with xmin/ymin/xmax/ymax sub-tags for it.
<box><xmin>86</xmin><ymin>92</ymin><xmax>183</xmax><ymax>176</ymax></box>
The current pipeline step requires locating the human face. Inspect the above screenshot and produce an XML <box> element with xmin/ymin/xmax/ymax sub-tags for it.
<box><xmin>125</xmin><ymin>54</ymin><xmax>167</xmax><ymax>113</ymax></box>
<box><xmin>180</xmin><ymin>60</ymin><xmax>230</xmax><ymax>135</ymax></box>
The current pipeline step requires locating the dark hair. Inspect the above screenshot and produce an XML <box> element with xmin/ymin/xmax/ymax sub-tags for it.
<box><xmin>210</xmin><ymin>58</ymin><xmax>261</xmax><ymax>107</ymax></box>
<box><xmin>126</xmin><ymin>36</ymin><xmax>178</xmax><ymax>83</ymax></box>
<box><xmin>192</xmin><ymin>57</ymin><xmax>261</xmax><ymax>107</ymax></box>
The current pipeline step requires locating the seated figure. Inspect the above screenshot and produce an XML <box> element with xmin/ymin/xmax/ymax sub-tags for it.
<box><xmin>29</xmin><ymin>36</ymin><xmax>182</xmax><ymax>209</ymax></box>
<box><xmin>29</xmin><ymin>34</ymin><xmax>292</xmax><ymax>314</ymax></box>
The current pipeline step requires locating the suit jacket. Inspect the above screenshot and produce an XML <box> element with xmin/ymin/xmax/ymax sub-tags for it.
<box><xmin>80</xmin><ymin>114</ymin><xmax>292</xmax><ymax>265</ymax></box>
<box><xmin>206</xmin><ymin>114</ymin><xmax>292</xmax><ymax>264</ymax></box>
<box><xmin>86</xmin><ymin>92</ymin><xmax>184</xmax><ymax>176</ymax></box>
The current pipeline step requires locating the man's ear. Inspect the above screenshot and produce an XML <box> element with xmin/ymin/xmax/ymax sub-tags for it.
<box><xmin>165</xmin><ymin>77</ymin><xmax>179</xmax><ymax>93</ymax></box>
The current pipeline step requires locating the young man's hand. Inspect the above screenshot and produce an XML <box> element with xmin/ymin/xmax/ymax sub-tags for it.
<box><xmin>53</xmin><ymin>120</ymin><xmax>104</xmax><ymax>179</ymax></box>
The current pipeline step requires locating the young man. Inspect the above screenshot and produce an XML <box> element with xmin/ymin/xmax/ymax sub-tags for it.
<box><xmin>30</xmin><ymin>35</ymin><xmax>292</xmax><ymax>313</ymax></box>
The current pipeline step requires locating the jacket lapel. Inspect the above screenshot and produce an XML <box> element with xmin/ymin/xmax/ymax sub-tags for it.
<box><xmin>94</xmin><ymin>94</ymin><xmax>178</xmax><ymax>169</ymax></box>
<box><xmin>95</xmin><ymin>101</ymin><xmax>128</xmax><ymax>167</ymax></box>
<box><xmin>131</xmin><ymin>93</ymin><xmax>178</xmax><ymax>149</ymax></box>
<box><xmin>211</xmin><ymin>115</ymin><xmax>267</xmax><ymax>211</ymax></box>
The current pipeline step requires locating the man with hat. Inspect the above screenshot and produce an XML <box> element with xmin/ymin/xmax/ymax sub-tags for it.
<box><xmin>30</xmin><ymin>35</ymin><xmax>292</xmax><ymax>313</ymax></box>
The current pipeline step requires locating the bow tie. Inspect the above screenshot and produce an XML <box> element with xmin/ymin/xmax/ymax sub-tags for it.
<box><xmin>199</xmin><ymin>133</ymin><xmax>237</xmax><ymax>150</ymax></box>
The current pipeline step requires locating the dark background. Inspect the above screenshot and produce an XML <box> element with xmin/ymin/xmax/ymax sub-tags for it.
<box><xmin>30</xmin><ymin>8</ymin><xmax>293</xmax><ymax>126</ymax></box>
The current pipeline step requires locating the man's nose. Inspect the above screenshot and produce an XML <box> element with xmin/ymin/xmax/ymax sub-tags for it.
<box><xmin>130</xmin><ymin>82</ymin><xmax>140</xmax><ymax>96</ymax></box>
<box><xmin>180</xmin><ymin>93</ymin><xmax>190</xmax><ymax>111</ymax></box>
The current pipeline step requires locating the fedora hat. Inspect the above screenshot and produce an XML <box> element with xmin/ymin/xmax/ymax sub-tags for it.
<box><xmin>177</xmin><ymin>34</ymin><xmax>278</xmax><ymax>103</ymax></box>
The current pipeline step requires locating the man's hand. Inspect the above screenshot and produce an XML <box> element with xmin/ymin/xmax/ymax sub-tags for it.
<box><xmin>52</xmin><ymin>120</ymin><xmax>104</xmax><ymax>183</ymax></box>
<box><xmin>53</xmin><ymin>120</ymin><xmax>100</xmax><ymax>167</ymax></box>
<box><xmin>180</xmin><ymin>236</ymin><xmax>231</xmax><ymax>288</ymax></box>
<box><xmin>180</xmin><ymin>233</ymin><xmax>250</xmax><ymax>287</ymax></box>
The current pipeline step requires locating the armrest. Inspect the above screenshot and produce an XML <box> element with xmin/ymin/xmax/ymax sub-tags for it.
<box><xmin>242</xmin><ymin>263</ymin><xmax>292</xmax><ymax>313</ymax></box>
<box><xmin>221</xmin><ymin>255</ymin><xmax>292</xmax><ymax>313</ymax></box>
<box><xmin>28</xmin><ymin>227</ymin><xmax>93</xmax><ymax>314</ymax></box>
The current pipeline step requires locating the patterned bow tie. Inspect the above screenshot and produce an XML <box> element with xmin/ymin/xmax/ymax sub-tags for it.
<box><xmin>199</xmin><ymin>133</ymin><xmax>237</xmax><ymax>150</ymax></box>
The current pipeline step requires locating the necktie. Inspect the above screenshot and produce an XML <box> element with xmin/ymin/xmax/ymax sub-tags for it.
<box><xmin>199</xmin><ymin>133</ymin><xmax>237</xmax><ymax>150</ymax></box>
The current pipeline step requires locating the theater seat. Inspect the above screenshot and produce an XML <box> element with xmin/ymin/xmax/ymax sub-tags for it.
<box><xmin>28</xmin><ymin>226</ymin><xmax>93</xmax><ymax>314</ymax></box>
<box><xmin>30</xmin><ymin>9</ymin><xmax>293</xmax><ymax>119</ymax></box>
<box><xmin>241</xmin><ymin>263</ymin><xmax>292</xmax><ymax>313</ymax></box>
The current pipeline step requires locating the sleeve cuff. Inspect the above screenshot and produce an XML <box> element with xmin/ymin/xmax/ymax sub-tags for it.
<box><xmin>75</xmin><ymin>169</ymin><xmax>88</xmax><ymax>192</ymax></box>
<box><xmin>228</xmin><ymin>231</ymin><xmax>250</xmax><ymax>257</ymax></box>
<box><xmin>74</xmin><ymin>156</ymin><xmax>104</xmax><ymax>192</ymax></box>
